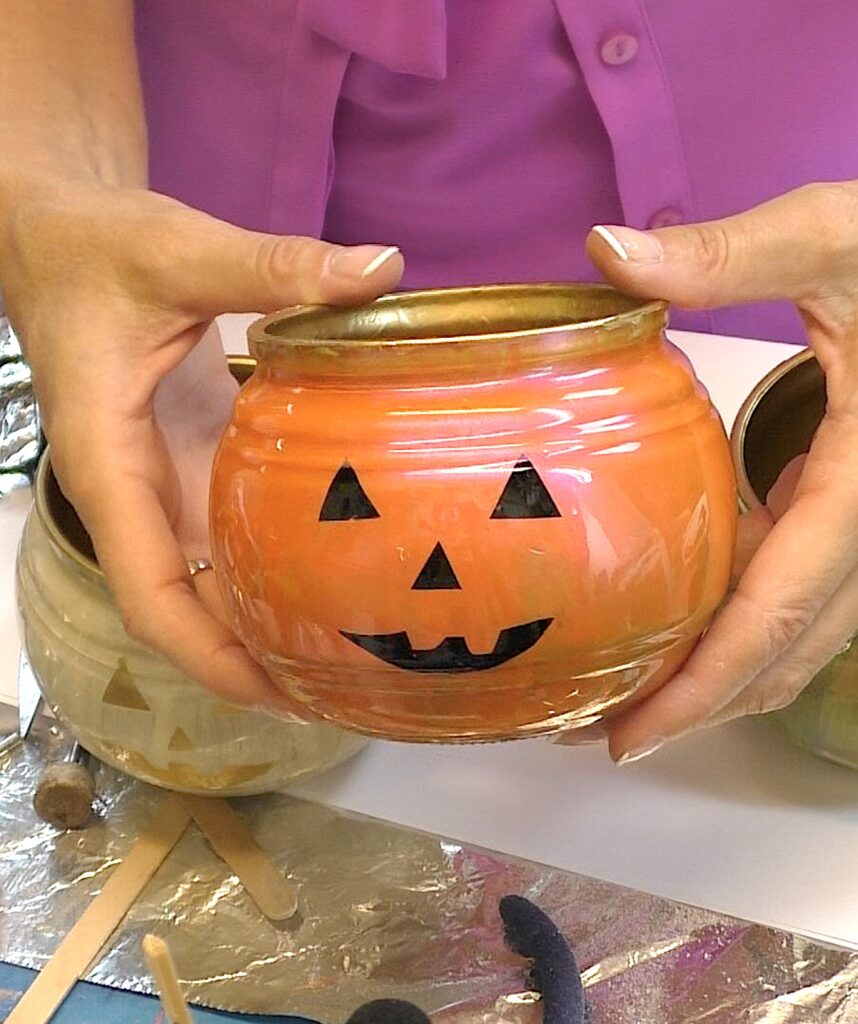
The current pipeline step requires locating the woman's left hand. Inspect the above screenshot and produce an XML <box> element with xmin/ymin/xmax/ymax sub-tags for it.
<box><xmin>584</xmin><ymin>182</ymin><xmax>858</xmax><ymax>764</ymax></box>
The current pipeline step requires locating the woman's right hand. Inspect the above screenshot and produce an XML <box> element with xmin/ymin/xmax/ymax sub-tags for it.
<box><xmin>0</xmin><ymin>178</ymin><xmax>403</xmax><ymax>710</ymax></box>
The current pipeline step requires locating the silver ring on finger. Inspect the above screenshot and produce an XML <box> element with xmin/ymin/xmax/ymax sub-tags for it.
<box><xmin>187</xmin><ymin>558</ymin><xmax>214</xmax><ymax>578</ymax></box>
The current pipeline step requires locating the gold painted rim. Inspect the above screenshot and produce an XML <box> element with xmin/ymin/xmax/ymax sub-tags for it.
<box><xmin>33</xmin><ymin>451</ymin><xmax>102</xmax><ymax>578</ymax></box>
<box><xmin>249</xmin><ymin>283</ymin><xmax>668</xmax><ymax>357</ymax></box>
<box><xmin>729</xmin><ymin>346</ymin><xmax>815</xmax><ymax>510</ymax></box>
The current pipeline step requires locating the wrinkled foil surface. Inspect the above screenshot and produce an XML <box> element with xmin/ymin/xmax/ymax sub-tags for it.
<box><xmin>2</xmin><ymin>719</ymin><xmax>857</xmax><ymax>1022</ymax></box>
<box><xmin>0</xmin><ymin>308</ymin><xmax>42</xmax><ymax>493</ymax></box>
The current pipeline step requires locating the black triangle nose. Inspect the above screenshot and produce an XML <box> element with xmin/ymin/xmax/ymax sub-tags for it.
<box><xmin>412</xmin><ymin>542</ymin><xmax>461</xmax><ymax>591</ymax></box>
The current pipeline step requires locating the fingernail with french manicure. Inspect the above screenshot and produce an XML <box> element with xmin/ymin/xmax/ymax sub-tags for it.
<box><xmin>329</xmin><ymin>245</ymin><xmax>401</xmax><ymax>279</ymax></box>
<box><xmin>615</xmin><ymin>737</ymin><xmax>666</xmax><ymax>766</ymax></box>
<box><xmin>362</xmin><ymin>245</ymin><xmax>401</xmax><ymax>278</ymax></box>
<box><xmin>592</xmin><ymin>225</ymin><xmax>664</xmax><ymax>265</ymax></box>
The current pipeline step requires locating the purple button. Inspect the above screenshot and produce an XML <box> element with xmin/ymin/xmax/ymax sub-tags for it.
<box><xmin>648</xmin><ymin>207</ymin><xmax>685</xmax><ymax>229</ymax></box>
<box><xmin>600</xmin><ymin>33</ymin><xmax>639</xmax><ymax>67</ymax></box>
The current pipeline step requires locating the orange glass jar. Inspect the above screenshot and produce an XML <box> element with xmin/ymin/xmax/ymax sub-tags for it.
<box><xmin>210</xmin><ymin>285</ymin><xmax>736</xmax><ymax>742</ymax></box>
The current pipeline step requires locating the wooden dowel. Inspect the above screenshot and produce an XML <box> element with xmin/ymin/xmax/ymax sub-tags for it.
<box><xmin>142</xmin><ymin>933</ymin><xmax>194</xmax><ymax>1024</ymax></box>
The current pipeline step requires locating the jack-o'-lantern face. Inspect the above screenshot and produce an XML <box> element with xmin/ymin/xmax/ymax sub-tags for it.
<box><xmin>319</xmin><ymin>458</ymin><xmax>559</xmax><ymax>673</ymax></box>
<box><xmin>215</xmin><ymin>433</ymin><xmax>716</xmax><ymax>697</ymax></box>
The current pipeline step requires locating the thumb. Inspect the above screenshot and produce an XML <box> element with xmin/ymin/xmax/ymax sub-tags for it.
<box><xmin>153</xmin><ymin>205</ymin><xmax>404</xmax><ymax>316</ymax></box>
<box><xmin>585</xmin><ymin>183</ymin><xmax>858</xmax><ymax>309</ymax></box>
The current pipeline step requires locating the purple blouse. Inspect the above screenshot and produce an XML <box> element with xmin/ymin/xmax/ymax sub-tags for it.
<box><xmin>135</xmin><ymin>1</ymin><xmax>858</xmax><ymax>342</ymax></box>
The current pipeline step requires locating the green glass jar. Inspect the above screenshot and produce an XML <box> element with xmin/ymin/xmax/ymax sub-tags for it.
<box><xmin>15</xmin><ymin>360</ymin><xmax>367</xmax><ymax>796</ymax></box>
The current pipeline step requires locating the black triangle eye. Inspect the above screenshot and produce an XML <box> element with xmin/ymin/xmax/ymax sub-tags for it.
<box><xmin>319</xmin><ymin>463</ymin><xmax>380</xmax><ymax>521</ymax></box>
<box><xmin>490</xmin><ymin>459</ymin><xmax>561</xmax><ymax>519</ymax></box>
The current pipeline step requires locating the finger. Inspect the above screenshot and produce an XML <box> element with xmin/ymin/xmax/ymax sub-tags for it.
<box><xmin>729</xmin><ymin>454</ymin><xmax>805</xmax><ymax>585</ymax></box>
<box><xmin>144</xmin><ymin>205</ymin><xmax>404</xmax><ymax>316</ymax></box>
<box><xmin>153</xmin><ymin>323</ymin><xmax>237</xmax><ymax>556</ymax></box>
<box><xmin>703</xmin><ymin>563</ymin><xmax>858</xmax><ymax>728</ymax></box>
<box><xmin>190</xmin><ymin>570</ymin><xmax>316</xmax><ymax>721</ymax></box>
<box><xmin>766</xmin><ymin>453</ymin><xmax>806</xmax><ymax>521</ymax></box>
<box><xmin>551</xmin><ymin>722</ymin><xmax>608</xmax><ymax>747</ymax></box>
<box><xmin>585</xmin><ymin>182</ymin><xmax>858</xmax><ymax>309</ymax></box>
<box><xmin>607</xmin><ymin>425</ymin><xmax>858</xmax><ymax>761</ymax></box>
<box><xmin>62</xmin><ymin>449</ymin><xmax>288</xmax><ymax>710</ymax></box>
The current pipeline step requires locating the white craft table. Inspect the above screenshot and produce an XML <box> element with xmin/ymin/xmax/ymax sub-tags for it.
<box><xmin>3</xmin><ymin>317</ymin><xmax>857</xmax><ymax>953</ymax></box>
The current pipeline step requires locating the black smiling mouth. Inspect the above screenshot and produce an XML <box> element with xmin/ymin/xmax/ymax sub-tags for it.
<box><xmin>340</xmin><ymin>618</ymin><xmax>553</xmax><ymax>673</ymax></box>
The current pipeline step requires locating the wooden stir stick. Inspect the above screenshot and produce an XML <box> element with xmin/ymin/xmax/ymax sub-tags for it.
<box><xmin>180</xmin><ymin>794</ymin><xmax>298</xmax><ymax>921</ymax></box>
<box><xmin>6</xmin><ymin>795</ymin><xmax>191</xmax><ymax>1024</ymax></box>
<box><xmin>142</xmin><ymin>933</ymin><xmax>194</xmax><ymax>1024</ymax></box>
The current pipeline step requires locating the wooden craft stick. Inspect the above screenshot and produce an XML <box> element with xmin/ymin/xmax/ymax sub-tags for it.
<box><xmin>142</xmin><ymin>933</ymin><xmax>193</xmax><ymax>1024</ymax></box>
<box><xmin>180</xmin><ymin>794</ymin><xmax>298</xmax><ymax>921</ymax></box>
<box><xmin>6</xmin><ymin>795</ymin><xmax>191</xmax><ymax>1024</ymax></box>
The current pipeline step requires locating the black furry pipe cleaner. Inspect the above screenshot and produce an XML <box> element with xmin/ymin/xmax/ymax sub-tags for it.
<box><xmin>345</xmin><ymin>999</ymin><xmax>433</xmax><ymax>1024</ymax></box>
<box><xmin>343</xmin><ymin>896</ymin><xmax>586</xmax><ymax>1024</ymax></box>
<box><xmin>499</xmin><ymin>895</ymin><xmax>586</xmax><ymax>1024</ymax></box>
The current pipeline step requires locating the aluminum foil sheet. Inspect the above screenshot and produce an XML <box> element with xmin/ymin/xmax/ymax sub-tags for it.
<box><xmin>0</xmin><ymin>307</ymin><xmax>42</xmax><ymax>492</ymax></box>
<box><xmin>0</xmin><ymin>306</ymin><xmax>22</xmax><ymax>362</ymax></box>
<box><xmin>1</xmin><ymin>718</ymin><xmax>857</xmax><ymax>1022</ymax></box>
